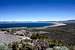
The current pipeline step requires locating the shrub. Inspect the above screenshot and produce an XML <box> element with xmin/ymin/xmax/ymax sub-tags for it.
<box><xmin>0</xmin><ymin>42</ymin><xmax>8</xmax><ymax>50</ymax></box>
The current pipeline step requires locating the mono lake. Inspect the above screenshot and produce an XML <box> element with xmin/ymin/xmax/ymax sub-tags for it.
<box><xmin>0</xmin><ymin>22</ymin><xmax>54</xmax><ymax>28</ymax></box>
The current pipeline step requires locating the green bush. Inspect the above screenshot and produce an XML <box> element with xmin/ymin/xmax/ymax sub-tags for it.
<box><xmin>0</xmin><ymin>42</ymin><xmax>8</xmax><ymax>50</ymax></box>
<box><xmin>31</xmin><ymin>33</ymin><xmax>48</xmax><ymax>39</ymax></box>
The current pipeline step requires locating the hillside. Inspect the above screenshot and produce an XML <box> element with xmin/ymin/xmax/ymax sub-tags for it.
<box><xmin>32</xmin><ymin>23</ymin><xmax>75</xmax><ymax>46</ymax></box>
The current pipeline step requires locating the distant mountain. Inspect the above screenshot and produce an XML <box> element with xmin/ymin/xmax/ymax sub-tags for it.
<box><xmin>0</xmin><ymin>21</ymin><xmax>35</xmax><ymax>24</ymax></box>
<box><xmin>37</xmin><ymin>20</ymin><xmax>75</xmax><ymax>23</ymax></box>
<box><xmin>61</xmin><ymin>20</ymin><xmax>75</xmax><ymax>23</ymax></box>
<box><xmin>67</xmin><ymin>20</ymin><xmax>75</xmax><ymax>22</ymax></box>
<box><xmin>0</xmin><ymin>20</ymin><xmax>75</xmax><ymax>24</ymax></box>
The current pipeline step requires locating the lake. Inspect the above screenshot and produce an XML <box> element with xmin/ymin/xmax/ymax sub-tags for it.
<box><xmin>0</xmin><ymin>22</ymin><xmax>54</xmax><ymax>28</ymax></box>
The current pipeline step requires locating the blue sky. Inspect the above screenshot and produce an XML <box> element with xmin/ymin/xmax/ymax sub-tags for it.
<box><xmin>0</xmin><ymin>0</ymin><xmax>75</xmax><ymax>21</ymax></box>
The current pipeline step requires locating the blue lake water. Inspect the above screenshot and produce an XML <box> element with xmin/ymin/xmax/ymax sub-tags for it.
<box><xmin>0</xmin><ymin>23</ymin><xmax>53</xmax><ymax>28</ymax></box>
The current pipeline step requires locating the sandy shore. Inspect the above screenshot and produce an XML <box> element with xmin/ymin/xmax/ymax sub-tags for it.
<box><xmin>34</xmin><ymin>22</ymin><xmax>66</xmax><ymax>29</ymax></box>
<box><xmin>47</xmin><ymin>22</ymin><xmax>66</xmax><ymax>27</ymax></box>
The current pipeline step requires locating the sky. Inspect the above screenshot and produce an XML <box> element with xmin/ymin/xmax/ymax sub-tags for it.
<box><xmin>0</xmin><ymin>0</ymin><xmax>75</xmax><ymax>21</ymax></box>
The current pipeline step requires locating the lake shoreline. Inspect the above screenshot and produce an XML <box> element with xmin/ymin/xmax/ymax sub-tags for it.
<box><xmin>34</xmin><ymin>22</ymin><xmax>66</xmax><ymax>29</ymax></box>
